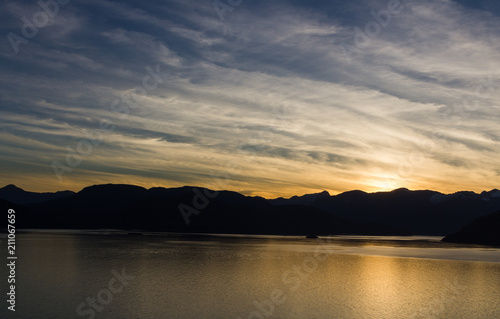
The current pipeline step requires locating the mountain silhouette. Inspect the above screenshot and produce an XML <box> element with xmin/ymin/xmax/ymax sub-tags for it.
<box><xmin>271</xmin><ymin>188</ymin><xmax>500</xmax><ymax>235</ymax></box>
<box><xmin>0</xmin><ymin>184</ymin><xmax>407</xmax><ymax>236</ymax></box>
<box><xmin>0</xmin><ymin>184</ymin><xmax>74</xmax><ymax>204</ymax></box>
<box><xmin>442</xmin><ymin>210</ymin><xmax>500</xmax><ymax>246</ymax></box>
<box><xmin>1</xmin><ymin>184</ymin><xmax>499</xmax><ymax>236</ymax></box>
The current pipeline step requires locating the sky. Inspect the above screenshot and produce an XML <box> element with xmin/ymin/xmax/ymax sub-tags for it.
<box><xmin>0</xmin><ymin>0</ymin><xmax>499</xmax><ymax>198</ymax></box>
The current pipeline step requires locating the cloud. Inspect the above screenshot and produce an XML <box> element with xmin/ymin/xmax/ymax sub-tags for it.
<box><xmin>0</xmin><ymin>0</ymin><xmax>499</xmax><ymax>197</ymax></box>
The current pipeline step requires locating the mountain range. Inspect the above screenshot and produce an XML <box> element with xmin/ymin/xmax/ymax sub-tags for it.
<box><xmin>1</xmin><ymin>184</ymin><xmax>500</xmax><ymax>237</ymax></box>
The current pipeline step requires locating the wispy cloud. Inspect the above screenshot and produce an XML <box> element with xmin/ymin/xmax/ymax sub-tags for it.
<box><xmin>0</xmin><ymin>0</ymin><xmax>499</xmax><ymax>197</ymax></box>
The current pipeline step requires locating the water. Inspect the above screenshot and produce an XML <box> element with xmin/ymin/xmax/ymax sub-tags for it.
<box><xmin>1</xmin><ymin>231</ymin><xmax>500</xmax><ymax>319</ymax></box>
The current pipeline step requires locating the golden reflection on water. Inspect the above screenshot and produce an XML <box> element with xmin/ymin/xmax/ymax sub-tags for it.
<box><xmin>356</xmin><ymin>256</ymin><xmax>402</xmax><ymax>316</ymax></box>
<box><xmin>4</xmin><ymin>234</ymin><xmax>500</xmax><ymax>319</ymax></box>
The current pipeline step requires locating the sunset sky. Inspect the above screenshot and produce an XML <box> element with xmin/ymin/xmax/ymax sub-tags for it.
<box><xmin>1</xmin><ymin>0</ymin><xmax>499</xmax><ymax>198</ymax></box>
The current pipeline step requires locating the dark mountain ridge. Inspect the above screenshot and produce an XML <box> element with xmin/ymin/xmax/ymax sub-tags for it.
<box><xmin>271</xmin><ymin>188</ymin><xmax>500</xmax><ymax>235</ymax></box>
<box><xmin>442</xmin><ymin>210</ymin><xmax>500</xmax><ymax>246</ymax></box>
<box><xmin>0</xmin><ymin>184</ymin><xmax>74</xmax><ymax>205</ymax></box>
<box><xmin>1</xmin><ymin>184</ymin><xmax>499</xmax><ymax>236</ymax></box>
<box><xmin>1</xmin><ymin>184</ymin><xmax>407</xmax><ymax>236</ymax></box>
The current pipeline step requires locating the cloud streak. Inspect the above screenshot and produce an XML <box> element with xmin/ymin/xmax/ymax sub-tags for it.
<box><xmin>0</xmin><ymin>0</ymin><xmax>499</xmax><ymax>197</ymax></box>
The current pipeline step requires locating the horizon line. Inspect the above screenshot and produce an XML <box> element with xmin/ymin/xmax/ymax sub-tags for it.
<box><xmin>2</xmin><ymin>183</ymin><xmax>499</xmax><ymax>200</ymax></box>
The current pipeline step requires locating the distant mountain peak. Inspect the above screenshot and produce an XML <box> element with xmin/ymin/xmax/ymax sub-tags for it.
<box><xmin>79</xmin><ymin>183</ymin><xmax>147</xmax><ymax>193</ymax></box>
<box><xmin>485</xmin><ymin>189</ymin><xmax>500</xmax><ymax>197</ymax></box>
<box><xmin>0</xmin><ymin>184</ymin><xmax>74</xmax><ymax>205</ymax></box>
<box><xmin>299</xmin><ymin>190</ymin><xmax>331</xmax><ymax>199</ymax></box>
<box><xmin>391</xmin><ymin>187</ymin><xmax>410</xmax><ymax>193</ymax></box>
<box><xmin>270</xmin><ymin>190</ymin><xmax>331</xmax><ymax>206</ymax></box>
<box><xmin>342</xmin><ymin>189</ymin><xmax>367</xmax><ymax>194</ymax></box>
<box><xmin>1</xmin><ymin>184</ymin><xmax>24</xmax><ymax>192</ymax></box>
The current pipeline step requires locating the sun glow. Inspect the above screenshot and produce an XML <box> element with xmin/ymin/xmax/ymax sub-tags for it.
<box><xmin>369</xmin><ymin>176</ymin><xmax>403</xmax><ymax>192</ymax></box>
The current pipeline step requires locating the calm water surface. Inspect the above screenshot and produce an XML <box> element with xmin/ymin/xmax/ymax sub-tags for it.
<box><xmin>1</xmin><ymin>232</ymin><xmax>499</xmax><ymax>319</ymax></box>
